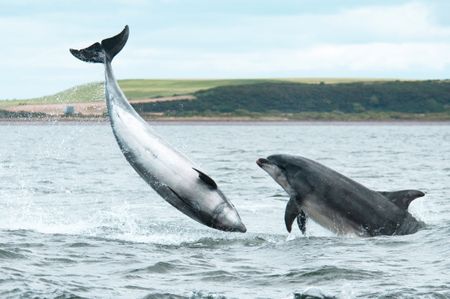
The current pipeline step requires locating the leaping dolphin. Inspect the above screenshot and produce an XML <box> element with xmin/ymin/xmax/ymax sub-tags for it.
<box><xmin>70</xmin><ymin>26</ymin><xmax>246</xmax><ymax>232</ymax></box>
<box><xmin>257</xmin><ymin>154</ymin><xmax>425</xmax><ymax>236</ymax></box>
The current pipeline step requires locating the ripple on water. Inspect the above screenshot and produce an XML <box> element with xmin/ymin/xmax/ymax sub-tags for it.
<box><xmin>197</xmin><ymin>270</ymin><xmax>240</xmax><ymax>282</ymax></box>
<box><xmin>142</xmin><ymin>293</ymin><xmax>187</xmax><ymax>299</ymax></box>
<box><xmin>44</xmin><ymin>257</ymin><xmax>77</xmax><ymax>264</ymax></box>
<box><xmin>293</xmin><ymin>287</ymin><xmax>338</xmax><ymax>299</ymax></box>
<box><xmin>369</xmin><ymin>288</ymin><xmax>450</xmax><ymax>299</ymax></box>
<box><xmin>0</xmin><ymin>249</ymin><xmax>26</xmax><ymax>259</ymax></box>
<box><xmin>67</xmin><ymin>242</ymin><xmax>96</xmax><ymax>248</ymax></box>
<box><xmin>266</xmin><ymin>266</ymin><xmax>382</xmax><ymax>285</ymax></box>
<box><xmin>129</xmin><ymin>261</ymin><xmax>190</xmax><ymax>274</ymax></box>
<box><xmin>142</xmin><ymin>291</ymin><xmax>227</xmax><ymax>299</ymax></box>
<box><xmin>176</xmin><ymin>235</ymin><xmax>274</xmax><ymax>249</ymax></box>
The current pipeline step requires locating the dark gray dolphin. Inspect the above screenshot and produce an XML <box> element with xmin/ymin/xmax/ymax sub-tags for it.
<box><xmin>257</xmin><ymin>154</ymin><xmax>425</xmax><ymax>236</ymax></box>
<box><xmin>70</xmin><ymin>26</ymin><xmax>246</xmax><ymax>232</ymax></box>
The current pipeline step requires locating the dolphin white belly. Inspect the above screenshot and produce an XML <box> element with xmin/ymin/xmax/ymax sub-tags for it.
<box><xmin>301</xmin><ymin>195</ymin><xmax>368</xmax><ymax>236</ymax></box>
<box><xmin>71</xmin><ymin>25</ymin><xmax>246</xmax><ymax>232</ymax></box>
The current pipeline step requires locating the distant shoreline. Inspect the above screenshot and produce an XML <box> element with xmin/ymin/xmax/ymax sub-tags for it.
<box><xmin>1</xmin><ymin>116</ymin><xmax>449</xmax><ymax>125</ymax></box>
<box><xmin>2</xmin><ymin>79</ymin><xmax>449</xmax><ymax>124</ymax></box>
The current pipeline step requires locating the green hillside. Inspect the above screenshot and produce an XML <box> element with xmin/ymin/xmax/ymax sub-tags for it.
<box><xmin>120</xmin><ymin>79</ymin><xmax>275</xmax><ymax>99</ymax></box>
<box><xmin>0</xmin><ymin>83</ymin><xmax>104</xmax><ymax>107</ymax></box>
<box><xmin>2</xmin><ymin>78</ymin><xmax>449</xmax><ymax>121</ymax></box>
<box><xmin>132</xmin><ymin>80</ymin><xmax>450</xmax><ymax>115</ymax></box>
<box><xmin>119</xmin><ymin>78</ymin><xmax>385</xmax><ymax>99</ymax></box>
<box><xmin>0</xmin><ymin>78</ymin><xmax>387</xmax><ymax>107</ymax></box>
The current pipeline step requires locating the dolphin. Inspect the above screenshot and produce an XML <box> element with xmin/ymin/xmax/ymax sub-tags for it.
<box><xmin>70</xmin><ymin>26</ymin><xmax>246</xmax><ymax>232</ymax></box>
<box><xmin>257</xmin><ymin>154</ymin><xmax>425</xmax><ymax>236</ymax></box>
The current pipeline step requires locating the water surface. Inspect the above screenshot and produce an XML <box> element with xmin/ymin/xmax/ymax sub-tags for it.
<box><xmin>0</xmin><ymin>122</ymin><xmax>449</xmax><ymax>298</ymax></box>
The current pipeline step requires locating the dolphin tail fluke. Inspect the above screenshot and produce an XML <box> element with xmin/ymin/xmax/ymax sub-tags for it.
<box><xmin>70</xmin><ymin>25</ymin><xmax>129</xmax><ymax>64</ymax></box>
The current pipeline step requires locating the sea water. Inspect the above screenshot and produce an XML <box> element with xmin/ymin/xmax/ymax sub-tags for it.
<box><xmin>0</xmin><ymin>122</ymin><xmax>449</xmax><ymax>298</ymax></box>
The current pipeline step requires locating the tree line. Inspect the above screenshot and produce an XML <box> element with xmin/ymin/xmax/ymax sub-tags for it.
<box><xmin>132</xmin><ymin>80</ymin><xmax>450</xmax><ymax>115</ymax></box>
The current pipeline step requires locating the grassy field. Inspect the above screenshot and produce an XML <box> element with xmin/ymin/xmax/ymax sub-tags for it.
<box><xmin>3</xmin><ymin>77</ymin><xmax>446</xmax><ymax>121</ymax></box>
<box><xmin>0</xmin><ymin>83</ymin><xmax>104</xmax><ymax>107</ymax></box>
<box><xmin>119</xmin><ymin>78</ymin><xmax>390</xmax><ymax>99</ymax></box>
<box><xmin>0</xmin><ymin>78</ymin><xmax>392</xmax><ymax>107</ymax></box>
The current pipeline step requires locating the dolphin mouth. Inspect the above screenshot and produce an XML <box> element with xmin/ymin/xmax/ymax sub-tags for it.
<box><xmin>203</xmin><ymin>204</ymin><xmax>247</xmax><ymax>233</ymax></box>
<box><xmin>256</xmin><ymin>158</ymin><xmax>270</xmax><ymax>167</ymax></box>
<box><xmin>211</xmin><ymin>206</ymin><xmax>247</xmax><ymax>233</ymax></box>
<box><xmin>219</xmin><ymin>222</ymin><xmax>247</xmax><ymax>233</ymax></box>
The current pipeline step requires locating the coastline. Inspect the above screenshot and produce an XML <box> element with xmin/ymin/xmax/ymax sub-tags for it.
<box><xmin>1</xmin><ymin>116</ymin><xmax>450</xmax><ymax>125</ymax></box>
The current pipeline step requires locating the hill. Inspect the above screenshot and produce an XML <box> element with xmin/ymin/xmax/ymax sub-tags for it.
<box><xmin>132</xmin><ymin>80</ymin><xmax>450</xmax><ymax>117</ymax></box>
<box><xmin>1</xmin><ymin>78</ymin><xmax>449</xmax><ymax>121</ymax></box>
<box><xmin>0</xmin><ymin>78</ymin><xmax>387</xmax><ymax>107</ymax></box>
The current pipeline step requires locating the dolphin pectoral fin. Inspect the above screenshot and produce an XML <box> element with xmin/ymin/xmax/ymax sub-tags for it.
<box><xmin>296</xmin><ymin>210</ymin><xmax>307</xmax><ymax>235</ymax></box>
<box><xmin>378</xmin><ymin>190</ymin><xmax>425</xmax><ymax>210</ymax></box>
<box><xmin>193</xmin><ymin>168</ymin><xmax>218</xmax><ymax>189</ymax></box>
<box><xmin>165</xmin><ymin>186</ymin><xmax>198</xmax><ymax>213</ymax></box>
<box><xmin>285</xmin><ymin>196</ymin><xmax>302</xmax><ymax>233</ymax></box>
<box><xmin>164</xmin><ymin>186</ymin><xmax>207</xmax><ymax>225</ymax></box>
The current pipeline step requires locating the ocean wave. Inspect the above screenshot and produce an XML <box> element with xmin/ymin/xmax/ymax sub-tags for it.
<box><xmin>129</xmin><ymin>261</ymin><xmax>190</xmax><ymax>274</ymax></box>
<box><xmin>0</xmin><ymin>248</ymin><xmax>26</xmax><ymax>259</ymax></box>
<box><xmin>142</xmin><ymin>293</ymin><xmax>186</xmax><ymax>299</ymax></box>
<box><xmin>177</xmin><ymin>235</ymin><xmax>269</xmax><ymax>249</ymax></box>
<box><xmin>142</xmin><ymin>291</ymin><xmax>227</xmax><ymax>299</ymax></box>
<box><xmin>0</xmin><ymin>289</ymin><xmax>88</xmax><ymax>299</ymax></box>
<box><xmin>266</xmin><ymin>266</ymin><xmax>382</xmax><ymax>284</ymax></box>
<box><xmin>293</xmin><ymin>287</ymin><xmax>337</xmax><ymax>299</ymax></box>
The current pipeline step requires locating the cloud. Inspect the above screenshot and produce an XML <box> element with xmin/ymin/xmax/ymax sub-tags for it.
<box><xmin>108</xmin><ymin>1</ymin><xmax>450</xmax><ymax>80</ymax></box>
<box><xmin>120</xmin><ymin>42</ymin><xmax>450</xmax><ymax>78</ymax></box>
<box><xmin>142</xmin><ymin>1</ymin><xmax>450</xmax><ymax>49</ymax></box>
<box><xmin>1</xmin><ymin>1</ymin><xmax>450</xmax><ymax>99</ymax></box>
<box><xmin>306</xmin><ymin>2</ymin><xmax>450</xmax><ymax>42</ymax></box>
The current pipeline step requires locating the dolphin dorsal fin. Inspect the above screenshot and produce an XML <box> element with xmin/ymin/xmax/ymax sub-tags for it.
<box><xmin>378</xmin><ymin>190</ymin><xmax>425</xmax><ymax>210</ymax></box>
<box><xmin>193</xmin><ymin>168</ymin><xmax>218</xmax><ymax>189</ymax></box>
<box><xmin>285</xmin><ymin>196</ymin><xmax>307</xmax><ymax>234</ymax></box>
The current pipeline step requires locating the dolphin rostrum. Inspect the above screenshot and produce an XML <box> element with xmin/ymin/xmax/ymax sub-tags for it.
<box><xmin>257</xmin><ymin>154</ymin><xmax>425</xmax><ymax>236</ymax></box>
<box><xmin>70</xmin><ymin>26</ymin><xmax>246</xmax><ymax>232</ymax></box>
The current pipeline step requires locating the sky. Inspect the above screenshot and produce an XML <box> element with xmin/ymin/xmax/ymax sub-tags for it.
<box><xmin>1</xmin><ymin>0</ymin><xmax>450</xmax><ymax>99</ymax></box>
